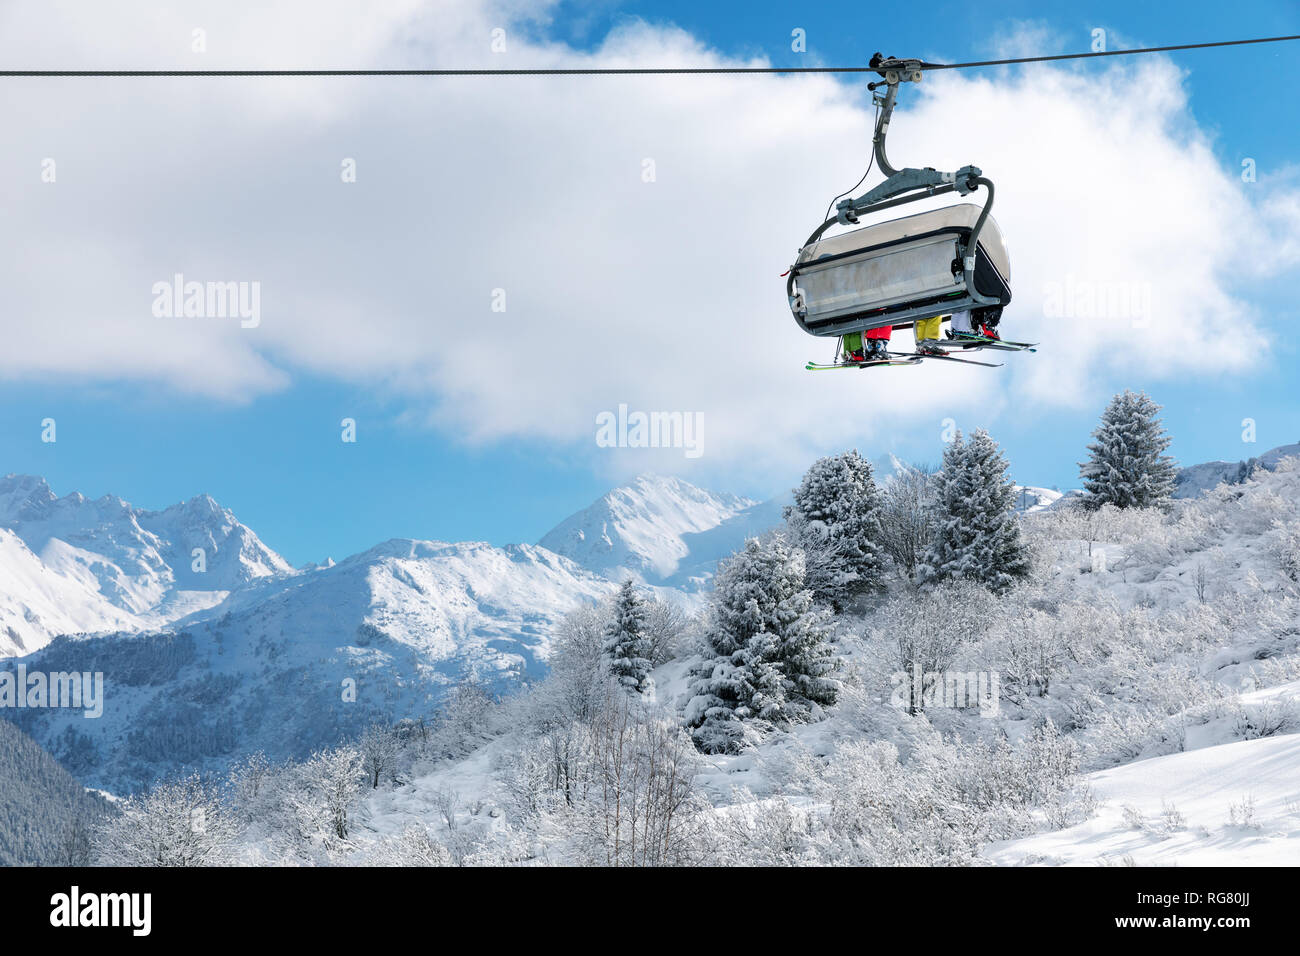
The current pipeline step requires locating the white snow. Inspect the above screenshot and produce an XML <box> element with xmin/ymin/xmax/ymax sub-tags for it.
<box><xmin>987</xmin><ymin>732</ymin><xmax>1300</xmax><ymax>866</ymax></box>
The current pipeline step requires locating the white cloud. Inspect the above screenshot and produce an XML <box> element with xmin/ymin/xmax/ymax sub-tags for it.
<box><xmin>0</xmin><ymin>0</ymin><xmax>1294</xmax><ymax>474</ymax></box>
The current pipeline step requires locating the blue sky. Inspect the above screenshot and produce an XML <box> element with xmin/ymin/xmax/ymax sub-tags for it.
<box><xmin>0</xmin><ymin>0</ymin><xmax>1297</xmax><ymax>566</ymax></box>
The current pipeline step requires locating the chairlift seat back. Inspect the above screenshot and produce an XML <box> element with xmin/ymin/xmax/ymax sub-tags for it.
<box><xmin>789</xmin><ymin>203</ymin><xmax>1011</xmax><ymax>337</ymax></box>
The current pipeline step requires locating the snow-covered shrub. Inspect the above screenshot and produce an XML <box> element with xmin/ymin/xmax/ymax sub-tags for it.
<box><xmin>1121</xmin><ymin>804</ymin><xmax>1146</xmax><ymax>830</ymax></box>
<box><xmin>1228</xmin><ymin>794</ymin><xmax>1258</xmax><ymax>829</ymax></box>
<box><xmin>360</xmin><ymin>722</ymin><xmax>400</xmax><ymax>789</ymax></box>
<box><xmin>576</xmin><ymin>692</ymin><xmax>707</xmax><ymax>866</ymax></box>
<box><xmin>1231</xmin><ymin>697</ymin><xmax>1298</xmax><ymax>740</ymax></box>
<box><xmin>642</xmin><ymin>596</ymin><xmax>691</xmax><ymax>666</ymax></box>
<box><xmin>1270</xmin><ymin>518</ymin><xmax>1300</xmax><ymax>584</ymax></box>
<box><xmin>226</xmin><ymin>750</ymin><xmax>274</xmax><ymax>822</ymax></box>
<box><xmin>1160</xmin><ymin>800</ymin><xmax>1186</xmax><ymax>832</ymax></box>
<box><xmin>868</xmin><ymin>580</ymin><xmax>997</xmax><ymax>714</ymax></box>
<box><xmin>1082</xmin><ymin>708</ymin><xmax>1166</xmax><ymax>766</ymax></box>
<box><xmin>95</xmin><ymin>773</ymin><xmax>240</xmax><ymax>866</ymax></box>
<box><xmin>365</xmin><ymin>824</ymin><xmax>453</xmax><ymax>866</ymax></box>
<box><xmin>813</xmin><ymin>740</ymin><xmax>985</xmax><ymax>865</ymax></box>
<box><xmin>546</xmin><ymin>604</ymin><xmax>612</xmax><ymax>723</ymax></box>
<box><xmin>982</xmin><ymin>591</ymin><xmax>1066</xmax><ymax>701</ymax></box>
<box><xmin>706</xmin><ymin>794</ymin><xmax>813</xmax><ymax>866</ymax></box>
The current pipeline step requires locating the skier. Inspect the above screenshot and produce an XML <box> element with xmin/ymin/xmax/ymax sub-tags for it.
<box><xmin>976</xmin><ymin>306</ymin><xmax>1003</xmax><ymax>340</ymax></box>
<box><xmin>864</xmin><ymin>324</ymin><xmax>893</xmax><ymax>361</ymax></box>
<box><xmin>842</xmin><ymin>330</ymin><xmax>866</xmax><ymax>362</ymax></box>
<box><xmin>913</xmin><ymin>314</ymin><xmax>947</xmax><ymax>356</ymax></box>
<box><xmin>842</xmin><ymin>326</ymin><xmax>892</xmax><ymax>363</ymax></box>
<box><xmin>949</xmin><ymin>306</ymin><xmax>1004</xmax><ymax>341</ymax></box>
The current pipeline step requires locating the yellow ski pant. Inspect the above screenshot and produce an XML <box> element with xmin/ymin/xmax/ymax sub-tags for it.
<box><xmin>914</xmin><ymin>315</ymin><xmax>943</xmax><ymax>343</ymax></box>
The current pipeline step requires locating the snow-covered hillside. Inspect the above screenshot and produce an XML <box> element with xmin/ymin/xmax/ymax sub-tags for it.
<box><xmin>988</xmin><ymin>721</ymin><xmax>1300</xmax><ymax>866</ymax></box>
<box><xmin>0</xmin><ymin>475</ymin><xmax>293</xmax><ymax>656</ymax></box>
<box><xmin>283</xmin><ymin>458</ymin><xmax>1300</xmax><ymax>868</ymax></box>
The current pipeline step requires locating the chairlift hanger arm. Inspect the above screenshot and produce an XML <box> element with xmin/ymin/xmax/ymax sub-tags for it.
<box><xmin>834</xmin><ymin>54</ymin><xmax>985</xmax><ymax>227</ymax></box>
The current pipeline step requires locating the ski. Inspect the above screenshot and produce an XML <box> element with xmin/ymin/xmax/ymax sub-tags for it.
<box><xmin>806</xmin><ymin>356</ymin><xmax>923</xmax><ymax>370</ymax></box>
<box><xmin>948</xmin><ymin>331</ymin><xmax>1037</xmax><ymax>351</ymax></box>
<box><xmin>900</xmin><ymin>351</ymin><xmax>1003</xmax><ymax>368</ymax></box>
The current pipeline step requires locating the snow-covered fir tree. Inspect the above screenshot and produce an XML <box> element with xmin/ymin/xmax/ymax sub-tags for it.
<box><xmin>602</xmin><ymin>580</ymin><xmax>655</xmax><ymax>695</ymax></box>
<box><xmin>1079</xmin><ymin>389</ymin><xmax>1177</xmax><ymax>509</ymax></box>
<box><xmin>784</xmin><ymin>449</ymin><xmax>885</xmax><ymax>611</ymax></box>
<box><xmin>686</xmin><ymin>534</ymin><xmax>839</xmax><ymax>754</ymax></box>
<box><xmin>922</xmin><ymin>429</ymin><xmax>1031</xmax><ymax>594</ymax></box>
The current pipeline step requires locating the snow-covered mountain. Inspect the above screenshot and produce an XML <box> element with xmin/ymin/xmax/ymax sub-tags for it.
<box><xmin>538</xmin><ymin>475</ymin><xmax>761</xmax><ymax>583</ymax></box>
<box><xmin>1174</xmin><ymin>441</ymin><xmax>1300</xmax><ymax>499</ymax></box>
<box><xmin>0</xmin><ymin>529</ymin><xmax>140</xmax><ymax>657</ymax></box>
<box><xmin>2</xmin><ymin>472</ymin><xmax>775</xmax><ymax>791</ymax></box>
<box><xmin>0</xmin><ymin>475</ymin><xmax>293</xmax><ymax>656</ymax></box>
<box><xmin>1011</xmin><ymin>485</ymin><xmax>1064</xmax><ymax>513</ymax></box>
<box><xmin>6</xmin><ymin>536</ymin><xmax>615</xmax><ymax>793</ymax></box>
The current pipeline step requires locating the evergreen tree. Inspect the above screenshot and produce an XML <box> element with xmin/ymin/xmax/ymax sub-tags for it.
<box><xmin>686</xmin><ymin>534</ymin><xmax>839</xmax><ymax>754</ymax></box>
<box><xmin>1079</xmin><ymin>390</ymin><xmax>1177</xmax><ymax>509</ymax></box>
<box><xmin>922</xmin><ymin>429</ymin><xmax>1031</xmax><ymax>594</ymax></box>
<box><xmin>784</xmin><ymin>449</ymin><xmax>885</xmax><ymax>611</ymax></box>
<box><xmin>602</xmin><ymin>580</ymin><xmax>655</xmax><ymax>695</ymax></box>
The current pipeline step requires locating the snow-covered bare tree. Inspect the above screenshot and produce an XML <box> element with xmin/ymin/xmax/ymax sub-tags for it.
<box><xmin>784</xmin><ymin>449</ymin><xmax>885</xmax><ymax>610</ymax></box>
<box><xmin>602</xmin><ymin>580</ymin><xmax>655</xmax><ymax>695</ymax></box>
<box><xmin>641</xmin><ymin>596</ymin><xmax>690</xmax><ymax>666</ymax></box>
<box><xmin>549</xmin><ymin>603</ymin><xmax>611</xmax><ymax>722</ymax></box>
<box><xmin>95</xmin><ymin>773</ymin><xmax>239</xmax><ymax>866</ymax></box>
<box><xmin>579</xmin><ymin>690</ymin><xmax>705</xmax><ymax>866</ymax></box>
<box><xmin>360</xmin><ymin>722</ymin><xmax>400</xmax><ymax>789</ymax></box>
<box><xmin>686</xmin><ymin>534</ymin><xmax>839</xmax><ymax>753</ymax></box>
<box><xmin>54</xmin><ymin>816</ymin><xmax>95</xmax><ymax>866</ymax></box>
<box><xmin>288</xmin><ymin>746</ymin><xmax>365</xmax><ymax>844</ymax></box>
<box><xmin>1079</xmin><ymin>389</ymin><xmax>1177</xmax><ymax>509</ymax></box>
<box><xmin>869</xmin><ymin>580</ymin><xmax>996</xmax><ymax>715</ymax></box>
<box><xmin>429</xmin><ymin>682</ymin><xmax>500</xmax><ymax>760</ymax></box>
<box><xmin>878</xmin><ymin>462</ymin><xmax>938</xmax><ymax>583</ymax></box>
<box><xmin>922</xmin><ymin>429</ymin><xmax>1031</xmax><ymax>593</ymax></box>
